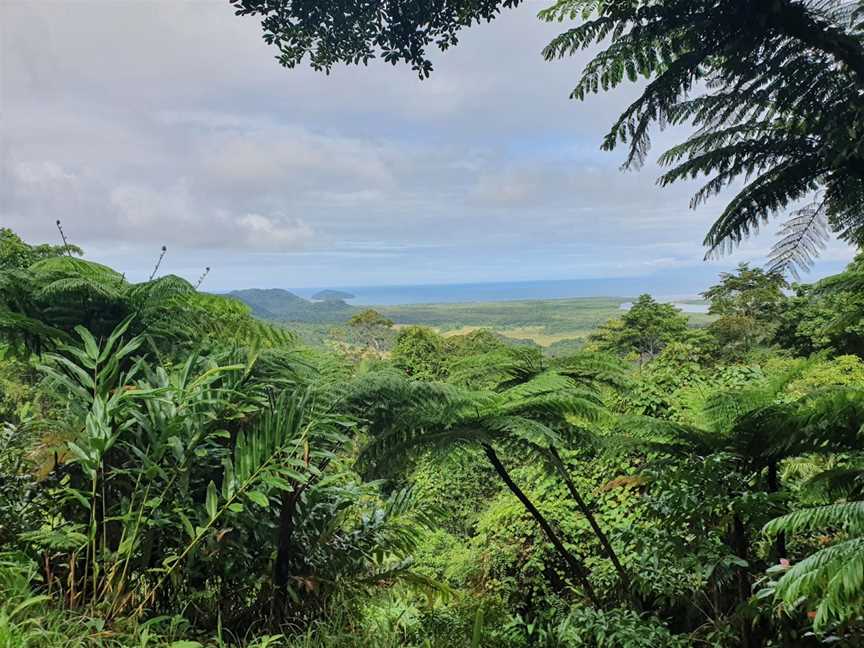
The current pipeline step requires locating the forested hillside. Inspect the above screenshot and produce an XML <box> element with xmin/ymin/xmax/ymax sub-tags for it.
<box><xmin>227</xmin><ymin>289</ymin><xmax>356</xmax><ymax>323</ymax></box>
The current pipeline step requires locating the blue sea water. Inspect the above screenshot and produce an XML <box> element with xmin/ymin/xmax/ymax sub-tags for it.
<box><xmin>294</xmin><ymin>277</ymin><xmax>707</xmax><ymax>307</ymax></box>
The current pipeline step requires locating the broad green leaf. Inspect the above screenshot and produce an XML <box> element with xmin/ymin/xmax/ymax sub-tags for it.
<box><xmin>98</xmin><ymin>316</ymin><xmax>134</xmax><ymax>362</ymax></box>
<box><xmin>246</xmin><ymin>490</ymin><xmax>269</xmax><ymax>508</ymax></box>
<box><xmin>74</xmin><ymin>325</ymin><xmax>100</xmax><ymax>360</ymax></box>
<box><xmin>205</xmin><ymin>480</ymin><xmax>218</xmax><ymax>521</ymax></box>
<box><xmin>221</xmin><ymin>458</ymin><xmax>235</xmax><ymax>499</ymax></box>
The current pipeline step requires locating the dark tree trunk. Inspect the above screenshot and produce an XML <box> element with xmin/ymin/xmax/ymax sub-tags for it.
<box><xmin>548</xmin><ymin>447</ymin><xmax>630</xmax><ymax>592</ymax></box>
<box><xmin>732</xmin><ymin>513</ymin><xmax>756</xmax><ymax>648</ymax></box>
<box><xmin>482</xmin><ymin>443</ymin><xmax>598</xmax><ymax>606</ymax></box>
<box><xmin>766</xmin><ymin>462</ymin><xmax>787</xmax><ymax>560</ymax></box>
<box><xmin>272</xmin><ymin>455</ymin><xmax>334</xmax><ymax>616</ymax></box>
<box><xmin>766</xmin><ymin>462</ymin><xmax>794</xmax><ymax>646</ymax></box>
<box><xmin>273</xmin><ymin>489</ymin><xmax>300</xmax><ymax>602</ymax></box>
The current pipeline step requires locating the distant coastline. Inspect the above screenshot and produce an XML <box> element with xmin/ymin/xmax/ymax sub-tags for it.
<box><xmin>290</xmin><ymin>278</ymin><xmax>708</xmax><ymax>307</ymax></box>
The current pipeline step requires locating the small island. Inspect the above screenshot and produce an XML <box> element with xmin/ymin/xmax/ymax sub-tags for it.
<box><xmin>311</xmin><ymin>289</ymin><xmax>355</xmax><ymax>301</ymax></box>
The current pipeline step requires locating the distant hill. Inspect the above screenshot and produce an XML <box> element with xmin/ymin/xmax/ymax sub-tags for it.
<box><xmin>227</xmin><ymin>288</ymin><xmax>356</xmax><ymax>323</ymax></box>
<box><xmin>311</xmin><ymin>289</ymin><xmax>355</xmax><ymax>301</ymax></box>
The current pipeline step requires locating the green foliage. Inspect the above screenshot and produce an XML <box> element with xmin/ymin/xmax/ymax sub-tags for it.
<box><xmin>617</xmin><ymin>342</ymin><xmax>709</xmax><ymax>420</ymax></box>
<box><xmin>543</xmin><ymin>337</ymin><xmax>584</xmax><ymax>359</ymax></box>
<box><xmin>337</xmin><ymin>309</ymin><xmax>396</xmax><ymax>356</ymax></box>
<box><xmin>704</xmin><ymin>264</ymin><xmax>789</xmax><ymax>322</ymax></box>
<box><xmin>510</xmin><ymin>605</ymin><xmax>688</xmax><ymax>648</ymax></box>
<box><xmin>589</xmin><ymin>295</ymin><xmax>689</xmax><ymax>363</ymax></box>
<box><xmin>390</xmin><ymin>326</ymin><xmax>448</xmax><ymax>380</ymax></box>
<box><xmin>764</xmin><ymin>504</ymin><xmax>864</xmax><ymax>632</ymax></box>
<box><xmin>702</xmin><ymin>264</ymin><xmax>789</xmax><ymax>357</ymax></box>
<box><xmin>0</xmin><ymin>312</ymin><xmax>437</xmax><ymax>639</ymax></box>
<box><xmin>776</xmin><ymin>254</ymin><xmax>864</xmax><ymax>356</ymax></box>
<box><xmin>231</xmin><ymin>0</ymin><xmax>523</xmax><ymax>78</ymax></box>
<box><xmin>787</xmin><ymin>355</ymin><xmax>864</xmax><ymax>397</ymax></box>
<box><xmin>3</xmin><ymin>230</ymin><xmax>864</xmax><ymax>644</ymax></box>
<box><xmin>348</xmin><ymin>309</ymin><xmax>393</xmax><ymax>330</ymax></box>
<box><xmin>0</xmin><ymin>227</ymin><xmax>82</xmax><ymax>271</ymax></box>
<box><xmin>0</xmin><ymin>237</ymin><xmax>294</xmax><ymax>357</ymax></box>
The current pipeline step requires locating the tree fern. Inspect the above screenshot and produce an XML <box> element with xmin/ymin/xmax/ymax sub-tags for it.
<box><xmin>538</xmin><ymin>0</ymin><xmax>864</xmax><ymax>271</ymax></box>
<box><xmin>0</xmin><ymin>252</ymin><xmax>296</xmax><ymax>356</ymax></box>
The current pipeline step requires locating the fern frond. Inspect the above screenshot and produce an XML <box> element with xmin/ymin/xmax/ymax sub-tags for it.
<box><xmin>772</xmin><ymin>537</ymin><xmax>864</xmax><ymax>631</ymax></box>
<box><xmin>803</xmin><ymin>467</ymin><xmax>864</xmax><ymax>501</ymax></box>
<box><xmin>765</xmin><ymin>501</ymin><xmax>864</xmax><ymax>537</ymax></box>
<box><xmin>768</xmin><ymin>200</ymin><xmax>830</xmax><ymax>279</ymax></box>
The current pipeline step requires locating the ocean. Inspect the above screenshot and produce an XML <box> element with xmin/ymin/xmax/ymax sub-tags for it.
<box><xmin>293</xmin><ymin>277</ymin><xmax>708</xmax><ymax>308</ymax></box>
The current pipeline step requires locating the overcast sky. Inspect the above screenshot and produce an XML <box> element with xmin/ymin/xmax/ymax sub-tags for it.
<box><xmin>1</xmin><ymin>0</ymin><xmax>855</xmax><ymax>293</ymax></box>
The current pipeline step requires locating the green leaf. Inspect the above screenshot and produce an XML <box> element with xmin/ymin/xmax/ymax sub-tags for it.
<box><xmin>205</xmin><ymin>480</ymin><xmax>218</xmax><ymax>521</ymax></box>
<box><xmin>167</xmin><ymin>436</ymin><xmax>184</xmax><ymax>463</ymax></box>
<box><xmin>74</xmin><ymin>325</ymin><xmax>100</xmax><ymax>360</ymax></box>
<box><xmin>50</xmin><ymin>355</ymin><xmax>95</xmax><ymax>390</ymax></box>
<box><xmin>471</xmin><ymin>606</ymin><xmax>484</xmax><ymax>648</ymax></box>
<box><xmin>221</xmin><ymin>458</ymin><xmax>235</xmax><ymax>500</ymax></box>
<box><xmin>246</xmin><ymin>490</ymin><xmax>269</xmax><ymax>508</ymax></box>
<box><xmin>177</xmin><ymin>512</ymin><xmax>194</xmax><ymax>540</ymax></box>
<box><xmin>98</xmin><ymin>316</ymin><xmax>135</xmax><ymax>362</ymax></box>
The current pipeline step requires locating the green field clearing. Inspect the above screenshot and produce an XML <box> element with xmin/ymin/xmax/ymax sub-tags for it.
<box><xmin>379</xmin><ymin>297</ymin><xmax>713</xmax><ymax>346</ymax></box>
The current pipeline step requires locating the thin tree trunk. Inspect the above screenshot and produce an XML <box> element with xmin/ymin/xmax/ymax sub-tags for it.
<box><xmin>273</xmin><ymin>488</ymin><xmax>300</xmax><ymax>596</ymax></box>
<box><xmin>766</xmin><ymin>462</ymin><xmax>793</xmax><ymax>646</ymax></box>
<box><xmin>549</xmin><ymin>447</ymin><xmax>630</xmax><ymax>591</ymax></box>
<box><xmin>272</xmin><ymin>455</ymin><xmax>334</xmax><ymax>613</ymax></box>
<box><xmin>732</xmin><ymin>513</ymin><xmax>755</xmax><ymax>648</ymax></box>
<box><xmin>482</xmin><ymin>443</ymin><xmax>598</xmax><ymax>606</ymax></box>
<box><xmin>766</xmin><ymin>462</ymin><xmax>787</xmax><ymax>560</ymax></box>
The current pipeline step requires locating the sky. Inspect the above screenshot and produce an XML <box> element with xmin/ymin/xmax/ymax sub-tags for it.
<box><xmin>0</xmin><ymin>0</ymin><xmax>856</xmax><ymax>295</ymax></box>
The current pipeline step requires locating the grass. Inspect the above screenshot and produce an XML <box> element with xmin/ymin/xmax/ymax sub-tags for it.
<box><xmin>276</xmin><ymin>297</ymin><xmax>714</xmax><ymax>348</ymax></box>
<box><xmin>378</xmin><ymin>296</ymin><xmax>630</xmax><ymax>335</ymax></box>
<box><xmin>382</xmin><ymin>298</ymin><xmax>714</xmax><ymax>347</ymax></box>
<box><xmin>435</xmin><ymin>325</ymin><xmax>587</xmax><ymax>347</ymax></box>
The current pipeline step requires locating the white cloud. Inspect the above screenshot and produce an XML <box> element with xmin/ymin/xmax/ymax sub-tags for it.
<box><xmin>200</xmin><ymin>125</ymin><xmax>396</xmax><ymax>191</ymax></box>
<box><xmin>12</xmin><ymin>160</ymin><xmax>76</xmax><ymax>185</ymax></box>
<box><xmin>237</xmin><ymin>214</ymin><xmax>313</xmax><ymax>249</ymax></box>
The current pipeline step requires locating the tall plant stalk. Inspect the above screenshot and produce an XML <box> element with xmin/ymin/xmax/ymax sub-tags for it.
<box><xmin>548</xmin><ymin>446</ymin><xmax>630</xmax><ymax>591</ymax></box>
<box><xmin>482</xmin><ymin>443</ymin><xmax>598</xmax><ymax>606</ymax></box>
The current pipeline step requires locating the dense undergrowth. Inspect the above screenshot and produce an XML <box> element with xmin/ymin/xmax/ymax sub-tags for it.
<box><xmin>1</xmin><ymin>228</ymin><xmax>863</xmax><ymax>646</ymax></box>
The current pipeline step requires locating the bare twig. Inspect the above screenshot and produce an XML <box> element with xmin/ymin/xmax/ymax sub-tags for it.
<box><xmin>55</xmin><ymin>220</ymin><xmax>73</xmax><ymax>256</ymax></box>
<box><xmin>195</xmin><ymin>266</ymin><xmax>211</xmax><ymax>290</ymax></box>
<box><xmin>149</xmin><ymin>246</ymin><xmax>167</xmax><ymax>281</ymax></box>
